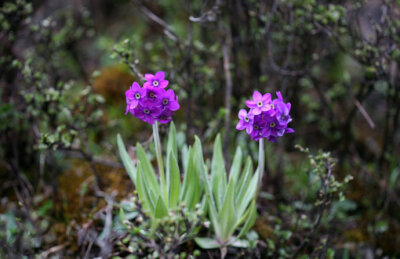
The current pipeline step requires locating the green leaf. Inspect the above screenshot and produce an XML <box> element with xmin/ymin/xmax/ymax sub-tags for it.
<box><xmin>181</xmin><ymin>144</ymin><xmax>189</xmax><ymax>174</ymax></box>
<box><xmin>211</xmin><ymin>134</ymin><xmax>227</xmax><ymax>211</ymax></box>
<box><xmin>181</xmin><ymin>147</ymin><xmax>200</xmax><ymax>210</ymax></box>
<box><xmin>230</xmin><ymin>239</ymin><xmax>250</xmax><ymax>248</ymax></box>
<box><xmin>229</xmin><ymin>146</ymin><xmax>242</xmax><ymax>184</ymax></box>
<box><xmin>167</xmin><ymin>152</ymin><xmax>180</xmax><ymax>208</ymax></box>
<box><xmin>219</xmin><ymin>176</ymin><xmax>237</xmax><ymax>242</ymax></box>
<box><xmin>155</xmin><ymin>195</ymin><xmax>168</xmax><ymax>218</ymax></box>
<box><xmin>167</xmin><ymin>121</ymin><xmax>178</xmax><ymax>162</ymax></box>
<box><xmin>136</xmin><ymin>143</ymin><xmax>160</xmax><ymax>202</ymax></box>
<box><xmin>194</xmin><ymin>237</ymin><xmax>221</xmax><ymax>249</ymax></box>
<box><xmin>237</xmin><ymin>169</ymin><xmax>259</xmax><ymax>218</ymax></box>
<box><xmin>136</xmin><ymin>161</ymin><xmax>155</xmax><ymax>216</ymax></box>
<box><xmin>236</xmin><ymin>200</ymin><xmax>257</xmax><ymax>239</ymax></box>
<box><xmin>235</xmin><ymin>157</ymin><xmax>253</xmax><ymax>206</ymax></box>
<box><xmin>117</xmin><ymin>134</ymin><xmax>136</xmax><ymax>185</ymax></box>
<box><xmin>199</xmin><ymin>162</ymin><xmax>221</xmax><ymax>237</ymax></box>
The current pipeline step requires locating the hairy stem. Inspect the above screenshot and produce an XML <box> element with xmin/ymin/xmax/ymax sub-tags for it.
<box><xmin>257</xmin><ymin>138</ymin><xmax>265</xmax><ymax>196</ymax></box>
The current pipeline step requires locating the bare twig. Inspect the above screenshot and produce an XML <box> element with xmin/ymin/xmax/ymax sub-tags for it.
<box><xmin>354</xmin><ymin>99</ymin><xmax>375</xmax><ymax>129</ymax></box>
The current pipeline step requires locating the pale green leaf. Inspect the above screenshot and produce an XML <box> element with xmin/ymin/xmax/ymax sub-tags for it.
<box><xmin>194</xmin><ymin>237</ymin><xmax>221</xmax><ymax>249</ymax></box>
<box><xmin>237</xmin><ymin>170</ymin><xmax>259</xmax><ymax>218</ymax></box>
<box><xmin>168</xmin><ymin>152</ymin><xmax>180</xmax><ymax>208</ymax></box>
<box><xmin>155</xmin><ymin>195</ymin><xmax>168</xmax><ymax>218</ymax></box>
<box><xmin>219</xmin><ymin>177</ymin><xmax>237</xmax><ymax>242</ymax></box>
<box><xmin>236</xmin><ymin>200</ymin><xmax>257</xmax><ymax>239</ymax></box>
<box><xmin>136</xmin><ymin>143</ymin><xmax>161</xmax><ymax>202</ymax></box>
<box><xmin>211</xmin><ymin>134</ymin><xmax>227</xmax><ymax>211</ymax></box>
<box><xmin>235</xmin><ymin>157</ymin><xmax>253</xmax><ymax>206</ymax></box>
<box><xmin>117</xmin><ymin>134</ymin><xmax>136</xmax><ymax>185</ymax></box>
<box><xmin>229</xmin><ymin>146</ymin><xmax>242</xmax><ymax>184</ymax></box>
<box><xmin>136</xmin><ymin>161</ymin><xmax>155</xmax><ymax>216</ymax></box>
<box><xmin>167</xmin><ymin>121</ymin><xmax>178</xmax><ymax>162</ymax></box>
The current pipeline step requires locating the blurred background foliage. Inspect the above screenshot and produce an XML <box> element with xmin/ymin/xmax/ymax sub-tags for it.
<box><xmin>0</xmin><ymin>0</ymin><xmax>399</xmax><ymax>258</ymax></box>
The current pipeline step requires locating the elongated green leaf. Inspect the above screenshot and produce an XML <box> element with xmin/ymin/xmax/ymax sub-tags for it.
<box><xmin>168</xmin><ymin>152</ymin><xmax>180</xmax><ymax>208</ymax></box>
<box><xmin>211</xmin><ymin>134</ymin><xmax>227</xmax><ymax>211</ymax></box>
<box><xmin>236</xmin><ymin>200</ymin><xmax>257</xmax><ymax>239</ymax></box>
<box><xmin>237</xmin><ymin>170</ymin><xmax>259</xmax><ymax>218</ymax></box>
<box><xmin>167</xmin><ymin>121</ymin><xmax>178</xmax><ymax>162</ymax></box>
<box><xmin>117</xmin><ymin>134</ymin><xmax>136</xmax><ymax>185</ymax></box>
<box><xmin>198</xmin><ymin>162</ymin><xmax>221</xmax><ymax>237</ymax></box>
<box><xmin>194</xmin><ymin>237</ymin><xmax>221</xmax><ymax>249</ymax></box>
<box><xmin>180</xmin><ymin>146</ymin><xmax>192</xmax><ymax>202</ymax></box>
<box><xmin>229</xmin><ymin>146</ymin><xmax>242</xmax><ymax>184</ymax></box>
<box><xmin>230</xmin><ymin>239</ymin><xmax>250</xmax><ymax>248</ymax></box>
<box><xmin>235</xmin><ymin>157</ymin><xmax>253</xmax><ymax>205</ymax></box>
<box><xmin>181</xmin><ymin>147</ymin><xmax>200</xmax><ymax>210</ymax></box>
<box><xmin>136</xmin><ymin>161</ymin><xmax>155</xmax><ymax>216</ymax></box>
<box><xmin>219</xmin><ymin>177</ymin><xmax>237</xmax><ymax>242</ymax></box>
<box><xmin>181</xmin><ymin>144</ymin><xmax>189</xmax><ymax>175</ymax></box>
<box><xmin>136</xmin><ymin>143</ymin><xmax>160</xmax><ymax>203</ymax></box>
<box><xmin>155</xmin><ymin>195</ymin><xmax>168</xmax><ymax>218</ymax></box>
<box><xmin>193</xmin><ymin>136</ymin><xmax>206</xmax><ymax>185</ymax></box>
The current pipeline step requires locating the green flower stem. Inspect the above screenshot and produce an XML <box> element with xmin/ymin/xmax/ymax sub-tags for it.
<box><xmin>152</xmin><ymin>121</ymin><xmax>167</xmax><ymax>206</ymax></box>
<box><xmin>257</xmin><ymin>138</ymin><xmax>265</xmax><ymax>196</ymax></box>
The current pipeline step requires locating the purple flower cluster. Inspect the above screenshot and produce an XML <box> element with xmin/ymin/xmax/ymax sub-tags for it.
<box><xmin>236</xmin><ymin>91</ymin><xmax>294</xmax><ymax>142</ymax></box>
<box><xmin>125</xmin><ymin>71</ymin><xmax>179</xmax><ymax>124</ymax></box>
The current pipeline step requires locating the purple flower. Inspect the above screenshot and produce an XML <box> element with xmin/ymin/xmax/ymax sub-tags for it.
<box><xmin>236</xmin><ymin>109</ymin><xmax>254</xmax><ymax>134</ymax></box>
<box><xmin>132</xmin><ymin>100</ymin><xmax>162</xmax><ymax>125</ymax></box>
<box><xmin>158</xmin><ymin>109</ymin><xmax>174</xmax><ymax>124</ymax></box>
<box><xmin>237</xmin><ymin>90</ymin><xmax>294</xmax><ymax>142</ymax></box>
<box><xmin>245</xmin><ymin>91</ymin><xmax>272</xmax><ymax>115</ymax></box>
<box><xmin>125</xmin><ymin>71</ymin><xmax>180</xmax><ymax>125</ymax></box>
<box><xmin>144</xmin><ymin>86</ymin><xmax>164</xmax><ymax>104</ymax></box>
<box><xmin>144</xmin><ymin>71</ymin><xmax>169</xmax><ymax>88</ymax></box>
<box><xmin>160</xmin><ymin>89</ymin><xmax>180</xmax><ymax>111</ymax></box>
<box><xmin>125</xmin><ymin>82</ymin><xmax>145</xmax><ymax>114</ymax></box>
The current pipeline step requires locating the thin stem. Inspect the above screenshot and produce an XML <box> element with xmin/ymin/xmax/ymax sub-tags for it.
<box><xmin>152</xmin><ymin>121</ymin><xmax>167</xmax><ymax>206</ymax></box>
<box><xmin>257</xmin><ymin>138</ymin><xmax>265</xmax><ymax>196</ymax></box>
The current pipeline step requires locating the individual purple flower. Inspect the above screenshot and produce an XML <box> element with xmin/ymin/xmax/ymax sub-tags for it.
<box><xmin>245</xmin><ymin>91</ymin><xmax>272</xmax><ymax>115</ymax></box>
<box><xmin>158</xmin><ymin>109</ymin><xmax>174</xmax><ymax>124</ymax></box>
<box><xmin>160</xmin><ymin>89</ymin><xmax>180</xmax><ymax>111</ymax></box>
<box><xmin>236</xmin><ymin>109</ymin><xmax>254</xmax><ymax>134</ymax></box>
<box><xmin>132</xmin><ymin>100</ymin><xmax>162</xmax><ymax>125</ymax></box>
<box><xmin>250</xmin><ymin>114</ymin><xmax>267</xmax><ymax>141</ymax></box>
<box><xmin>144</xmin><ymin>71</ymin><xmax>169</xmax><ymax>88</ymax></box>
<box><xmin>125</xmin><ymin>82</ymin><xmax>145</xmax><ymax>114</ymax></box>
<box><xmin>144</xmin><ymin>86</ymin><xmax>164</xmax><ymax>104</ymax></box>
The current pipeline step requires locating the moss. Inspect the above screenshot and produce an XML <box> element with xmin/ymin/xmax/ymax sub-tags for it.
<box><xmin>92</xmin><ymin>64</ymin><xmax>135</xmax><ymax>104</ymax></box>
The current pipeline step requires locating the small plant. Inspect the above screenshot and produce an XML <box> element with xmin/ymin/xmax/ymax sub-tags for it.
<box><xmin>117</xmin><ymin>195</ymin><xmax>202</xmax><ymax>258</ymax></box>
<box><xmin>194</xmin><ymin>135</ymin><xmax>258</xmax><ymax>257</ymax></box>
<box><xmin>117</xmin><ymin>72</ymin><xmax>206</xmax><ymax>254</ymax></box>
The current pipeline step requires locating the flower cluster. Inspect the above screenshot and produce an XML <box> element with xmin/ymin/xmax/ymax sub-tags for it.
<box><xmin>125</xmin><ymin>71</ymin><xmax>179</xmax><ymax>124</ymax></box>
<box><xmin>236</xmin><ymin>91</ymin><xmax>294</xmax><ymax>142</ymax></box>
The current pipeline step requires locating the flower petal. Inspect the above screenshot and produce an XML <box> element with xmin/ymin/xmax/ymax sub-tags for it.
<box><xmin>252</xmin><ymin>91</ymin><xmax>262</xmax><ymax>101</ymax></box>
<box><xmin>238</xmin><ymin>109</ymin><xmax>247</xmax><ymax>119</ymax></box>
<box><xmin>145</xmin><ymin>74</ymin><xmax>154</xmax><ymax>81</ymax></box>
<box><xmin>155</xmin><ymin>71</ymin><xmax>165</xmax><ymax>80</ymax></box>
<box><xmin>169</xmin><ymin>100</ymin><xmax>180</xmax><ymax>111</ymax></box>
<box><xmin>276</xmin><ymin>91</ymin><xmax>283</xmax><ymax>101</ymax></box>
<box><xmin>246</xmin><ymin>100</ymin><xmax>257</xmax><ymax>108</ymax></box>
<box><xmin>159</xmin><ymin>80</ymin><xmax>169</xmax><ymax>88</ymax></box>
<box><xmin>285</xmin><ymin>128</ymin><xmax>294</xmax><ymax>133</ymax></box>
